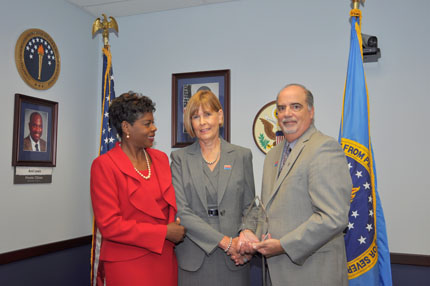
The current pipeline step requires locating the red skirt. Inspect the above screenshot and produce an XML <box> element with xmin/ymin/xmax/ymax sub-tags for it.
<box><xmin>103</xmin><ymin>242</ymin><xmax>177</xmax><ymax>286</ymax></box>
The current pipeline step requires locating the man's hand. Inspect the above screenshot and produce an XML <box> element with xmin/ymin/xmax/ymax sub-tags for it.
<box><xmin>253</xmin><ymin>233</ymin><xmax>285</xmax><ymax>258</ymax></box>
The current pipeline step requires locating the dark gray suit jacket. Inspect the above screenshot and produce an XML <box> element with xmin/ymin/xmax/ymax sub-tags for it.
<box><xmin>171</xmin><ymin>139</ymin><xmax>255</xmax><ymax>272</ymax></box>
<box><xmin>259</xmin><ymin>125</ymin><xmax>352</xmax><ymax>286</ymax></box>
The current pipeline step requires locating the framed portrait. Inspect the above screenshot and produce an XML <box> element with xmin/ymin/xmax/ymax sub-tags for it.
<box><xmin>12</xmin><ymin>94</ymin><xmax>58</xmax><ymax>166</ymax></box>
<box><xmin>171</xmin><ymin>69</ymin><xmax>230</xmax><ymax>148</ymax></box>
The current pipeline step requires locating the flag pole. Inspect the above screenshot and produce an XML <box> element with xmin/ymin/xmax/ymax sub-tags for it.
<box><xmin>90</xmin><ymin>14</ymin><xmax>118</xmax><ymax>286</ymax></box>
<box><xmin>351</xmin><ymin>0</ymin><xmax>365</xmax><ymax>10</ymax></box>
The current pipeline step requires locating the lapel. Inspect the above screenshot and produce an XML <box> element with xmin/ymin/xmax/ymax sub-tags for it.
<box><xmin>108</xmin><ymin>143</ymin><xmax>165</xmax><ymax>219</ymax></box>
<box><xmin>262</xmin><ymin>141</ymin><xmax>284</xmax><ymax>205</ymax></box>
<box><xmin>186</xmin><ymin>141</ymin><xmax>208</xmax><ymax>209</ymax></box>
<box><xmin>147</xmin><ymin>148</ymin><xmax>177</xmax><ymax>213</ymax></box>
<box><xmin>217</xmin><ymin>139</ymin><xmax>235</xmax><ymax>205</ymax></box>
<box><xmin>266</xmin><ymin>125</ymin><xmax>317</xmax><ymax>209</ymax></box>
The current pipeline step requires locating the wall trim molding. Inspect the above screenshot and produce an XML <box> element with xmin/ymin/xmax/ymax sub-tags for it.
<box><xmin>0</xmin><ymin>235</ymin><xmax>92</xmax><ymax>265</ymax></box>
<box><xmin>390</xmin><ymin>252</ymin><xmax>430</xmax><ymax>266</ymax></box>
<box><xmin>1</xmin><ymin>239</ymin><xmax>429</xmax><ymax>267</ymax></box>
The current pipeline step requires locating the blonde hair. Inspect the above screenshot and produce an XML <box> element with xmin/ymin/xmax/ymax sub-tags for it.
<box><xmin>183</xmin><ymin>90</ymin><xmax>223</xmax><ymax>138</ymax></box>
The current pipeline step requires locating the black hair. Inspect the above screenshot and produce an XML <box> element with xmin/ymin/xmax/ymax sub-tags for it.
<box><xmin>109</xmin><ymin>91</ymin><xmax>156</xmax><ymax>138</ymax></box>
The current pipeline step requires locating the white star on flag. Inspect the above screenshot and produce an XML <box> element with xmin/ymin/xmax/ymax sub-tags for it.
<box><xmin>355</xmin><ymin>170</ymin><xmax>362</xmax><ymax>178</ymax></box>
<box><xmin>363</xmin><ymin>182</ymin><xmax>370</xmax><ymax>189</ymax></box>
<box><xmin>348</xmin><ymin>163</ymin><xmax>353</xmax><ymax>169</ymax></box>
<box><xmin>351</xmin><ymin>210</ymin><xmax>359</xmax><ymax>218</ymax></box>
<box><xmin>347</xmin><ymin>222</ymin><xmax>354</xmax><ymax>230</ymax></box>
<box><xmin>358</xmin><ymin>236</ymin><xmax>366</xmax><ymax>244</ymax></box>
<box><xmin>369</xmin><ymin>210</ymin><xmax>374</xmax><ymax>217</ymax></box>
<box><xmin>368</xmin><ymin>196</ymin><xmax>372</xmax><ymax>203</ymax></box>
<box><xmin>109</xmin><ymin>137</ymin><xmax>115</xmax><ymax>143</ymax></box>
<box><xmin>104</xmin><ymin>112</ymin><xmax>109</xmax><ymax>118</ymax></box>
<box><xmin>366</xmin><ymin>224</ymin><xmax>373</xmax><ymax>232</ymax></box>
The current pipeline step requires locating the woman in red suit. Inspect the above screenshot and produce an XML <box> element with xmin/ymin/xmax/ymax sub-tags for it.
<box><xmin>91</xmin><ymin>92</ymin><xmax>185</xmax><ymax>286</ymax></box>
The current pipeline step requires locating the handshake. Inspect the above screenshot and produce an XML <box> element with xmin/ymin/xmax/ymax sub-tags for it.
<box><xmin>221</xmin><ymin>229</ymin><xmax>280</xmax><ymax>266</ymax></box>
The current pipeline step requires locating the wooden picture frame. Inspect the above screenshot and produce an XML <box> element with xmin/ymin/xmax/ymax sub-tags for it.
<box><xmin>12</xmin><ymin>94</ymin><xmax>58</xmax><ymax>166</ymax></box>
<box><xmin>171</xmin><ymin>69</ymin><xmax>230</xmax><ymax>148</ymax></box>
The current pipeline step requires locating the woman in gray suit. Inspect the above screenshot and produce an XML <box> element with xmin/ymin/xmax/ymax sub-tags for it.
<box><xmin>171</xmin><ymin>90</ymin><xmax>256</xmax><ymax>286</ymax></box>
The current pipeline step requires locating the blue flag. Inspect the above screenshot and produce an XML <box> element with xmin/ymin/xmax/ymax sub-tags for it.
<box><xmin>339</xmin><ymin>10</ymin><xmax>392</xmax><ymax>286</ymax></box>
<box><xmin>91</xmin><ymin>47</ymin><xmax>116</xmax><ymax>286</ymax></box>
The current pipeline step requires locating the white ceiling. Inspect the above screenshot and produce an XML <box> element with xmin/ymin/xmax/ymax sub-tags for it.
<box><xmin>66</xmin><ymin>0</ymin><xmax>237</xmax><ymax>17</ymax></box>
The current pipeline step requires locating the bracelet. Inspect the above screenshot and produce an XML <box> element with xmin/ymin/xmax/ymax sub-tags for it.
<box><xmin>225</xmin><ymin>237</ymin><xmax>233</xmax><ymax>253</ymax></box>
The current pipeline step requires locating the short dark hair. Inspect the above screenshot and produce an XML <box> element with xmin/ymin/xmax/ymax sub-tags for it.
<box><xmin>29</xmin><ymin>112</ymin><xmax>42</xmax><ymax>123</ymax></box>
<box><xmin>109</xmin><ymin>91</ymin><xmax>156</xmax><ymax>137</ymax></box>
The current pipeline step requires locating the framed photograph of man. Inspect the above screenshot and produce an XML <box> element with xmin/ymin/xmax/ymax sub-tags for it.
<box><xmin>171</xmin><ymin>69</ymin><xmax>230</xmax><ymax>148</ymax></box>
<box><xmin>12</xmin><ymin>94</ymin><xmax>58</xmax><ymax>166</ymax></box>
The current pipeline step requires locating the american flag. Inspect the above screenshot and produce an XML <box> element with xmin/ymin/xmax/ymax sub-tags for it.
<box><xmin>99</xmin><ymin>48</ymin><xmax>116</xmax><ymax>154</ymax></box>
<box><xmin>91</xmin><ymin>46</ymin><xmax>116</xmax><ymax>286</ymax></box>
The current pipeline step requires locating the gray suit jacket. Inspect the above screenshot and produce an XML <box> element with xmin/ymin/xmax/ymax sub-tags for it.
<box><xmin>171</xmin><ymin>139</ymin><xmax>255</xmax><ymax>271</ymax></box>
<box><xmin>259</xmin><ymin>124</ymin><xmax>352</xmax><ymax>286</ymax></box>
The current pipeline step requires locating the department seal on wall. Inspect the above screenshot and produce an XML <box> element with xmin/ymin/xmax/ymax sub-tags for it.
<box><xmin>252</xmin><ymin>101</ymin><xmax>284</xmax><ymax>154</ymax></box>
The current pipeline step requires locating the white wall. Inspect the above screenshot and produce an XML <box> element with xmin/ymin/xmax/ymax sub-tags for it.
<box><xmin>1</xmin><ymin>0</ymin><xmax>429</xmax><ymax>256</ymax></box>
<box><xmin>0</xmin><ymin>0</ymin><xmax>100</xmax><ymax>253</ymax></box>
<box><xmin>110</xmin><ymin>0</ymin><xmax>430</xmax><ymax>255</ymax></box>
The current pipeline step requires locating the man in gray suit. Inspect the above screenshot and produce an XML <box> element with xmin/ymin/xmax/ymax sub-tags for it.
<box><xmin>252</xmin><ymin>84</ymin><xmax>352</xmax><ymax>285</ymax></box>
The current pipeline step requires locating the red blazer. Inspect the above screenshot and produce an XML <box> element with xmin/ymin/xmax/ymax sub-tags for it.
<box><xmin>90</xmin><ymin>144</ymin><xmax>177</xmax><ymax>262</ymax></box>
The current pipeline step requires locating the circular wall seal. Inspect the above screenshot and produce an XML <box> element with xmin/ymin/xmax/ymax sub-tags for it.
<box><xmin>252</xmin><ymin>101</ymin><xmax>285</xmax><ymax>154</ymax></box>
<box><xmin>15</xmin><ymin>29</ymin><xmax>60</xmax><ymax>90</ymax></box>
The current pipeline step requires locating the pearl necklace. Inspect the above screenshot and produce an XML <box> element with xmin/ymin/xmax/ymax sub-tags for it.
<box><xmin>202</xmin><ymin>151</ymin><xmax>220</xmax><ymax>165</ymax></box>
<box><xmin>134</xmin><ymin>149</ymin><xmax>151</xmax><ymax>180</ymax></box>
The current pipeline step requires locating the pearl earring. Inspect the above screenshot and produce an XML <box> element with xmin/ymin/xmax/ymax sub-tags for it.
<box><xmin>126</xmin><ymin>134</ymin><xmax>130</xmax><ymax>139</ymax></box>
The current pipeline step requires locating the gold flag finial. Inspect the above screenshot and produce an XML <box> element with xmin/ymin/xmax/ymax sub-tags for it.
<box><xmin>351</xmin><ymin>0</ymin><xmax>365</xmax><ymax>10</ymax></box>
<box><xmin>92</xmin><ymin>14</ymin><xmax>119</xmax><ymax>47</ymax></box>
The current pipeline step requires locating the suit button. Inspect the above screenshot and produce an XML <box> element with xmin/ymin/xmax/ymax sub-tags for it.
<box><xmin>220</xmin><ymin>210</ymin><xmax>225</xmax><ymax>216</ymax></box>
